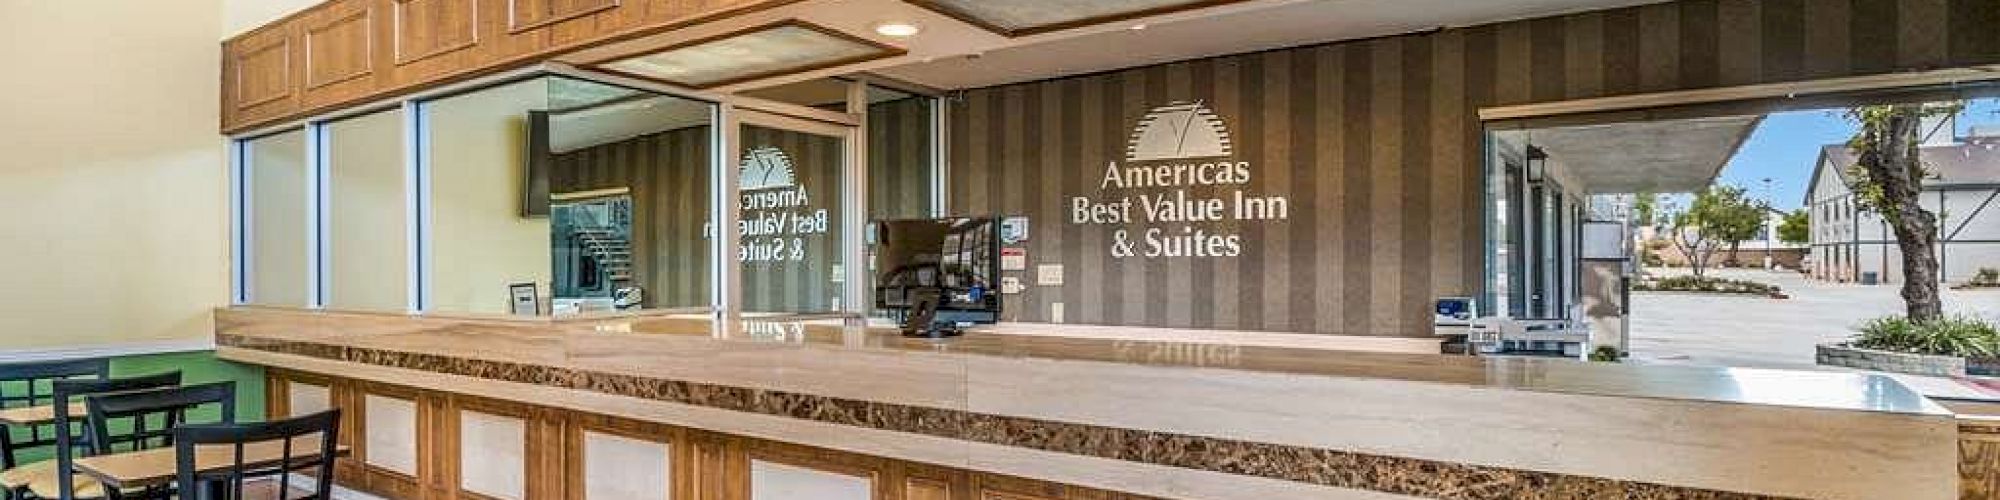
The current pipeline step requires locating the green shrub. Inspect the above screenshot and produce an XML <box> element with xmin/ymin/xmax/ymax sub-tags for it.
<box><xmin>1588</xmin><ymin>346</ymin><xmax>1621</xmax><ymax>362</ymax></box>
<box><xmin>1975</xmin><ymin>268</ymin><xmax>2000</xmax><ymax>285</ymax></box>
<box><xmin>1632</xmin><ymin>275</ymin><xmax>1780</xmax><ymax>295</ymax></box>
<box><xmin>1852</xmin><ymin>315</ymin><xmax>2000</xmax><ymax>357</ymax></box>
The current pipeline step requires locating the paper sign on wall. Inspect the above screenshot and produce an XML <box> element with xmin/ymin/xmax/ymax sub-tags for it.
<box><xmin>1036</xmin><ymin>264</ymin><xmax>1064</xmax><ymax>286</ymax></box>
<box><xmin>1001</xmin><ymin>276</ymin><xmax>1025</xmax><ymax>294</ymax></box>
<box><xmin>1001</xmin><ymin>248</ymin><xmax>1028</xmax><ymax>271</ymax></box>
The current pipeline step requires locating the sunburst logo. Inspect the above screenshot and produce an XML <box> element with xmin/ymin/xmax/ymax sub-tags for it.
<box><xmin>1126</xmin><ymin>100</ymin><xmax>1232</xmax><ymax>162</ymax></box>
<box><xmin>739</xmin><ymin>146</ymin><xmax>796</xmax><ymax>191</ymax></box>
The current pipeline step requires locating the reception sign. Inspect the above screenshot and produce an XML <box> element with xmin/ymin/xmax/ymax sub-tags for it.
<box><xmin>727</xmin><ymin>145</ymin><xmax>831</xmax><ymax>263</ymax></box>
<box><xmin>1068</xmin><ymin>101</ymin><xmax>1290</xmax><ymax>259</ymax></box>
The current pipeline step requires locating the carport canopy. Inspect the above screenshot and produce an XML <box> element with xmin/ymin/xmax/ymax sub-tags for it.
<box><xmin>1493</xmin><ymin>115</ymin><xmax>1763</xmax><ymax>195</ymax></box>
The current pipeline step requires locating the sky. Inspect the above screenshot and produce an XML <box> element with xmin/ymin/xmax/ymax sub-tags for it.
<box><xmin>1714</xmin><ymin>98</ymin><xmax>2000</xmax><ymax>211</ymax></box>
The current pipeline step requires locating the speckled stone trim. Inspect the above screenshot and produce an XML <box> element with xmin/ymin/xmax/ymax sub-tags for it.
<box><xmin>218</xmin><ymin>334</ymin><xmax>1794</xmax><ymax>500</ymax></box>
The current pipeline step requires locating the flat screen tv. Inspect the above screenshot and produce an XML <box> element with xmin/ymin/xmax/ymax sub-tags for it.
<box><xmin>872</xmin><ymin>217</ymin><xmax>1001</xmax><ymax>336</ymax></box>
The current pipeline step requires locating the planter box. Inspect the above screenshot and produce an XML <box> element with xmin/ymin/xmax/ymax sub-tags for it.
<box><xmin>1970</xmin><ymin>357</ymin><xmax>2000</xmax><ymax>377</ymax></box>
<box><xmin>1816</xmin><ymin>343</ymin><xmax>1966</xmax><ymax>377</ymax></box>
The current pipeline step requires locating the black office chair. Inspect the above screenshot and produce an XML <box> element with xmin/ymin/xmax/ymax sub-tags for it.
<box><xmin>0</xmin><ymin>359</ymin><xmax>108</xmax><ymax>500</ymax></box>
<box><xmin>82</xmin><ymin>382</ymin><xmax>237</xmax><ymax>500</ymax></box>
<box><xmin>32</xmin><ymin>372</ymin><xmax>184</xmax><ymax>500</ymax></box>
<box><xmin>171</xmin><ymin>410</ymin><xmax>339</xmax><ymax>500</ymax></box>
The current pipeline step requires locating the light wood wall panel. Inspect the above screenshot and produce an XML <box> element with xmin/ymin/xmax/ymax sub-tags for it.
<box><xmin>947</xmin><ymin>0</ymin><xmax>2000</xmax><ymax>337</ymax></box>
<box><xmin>391</xmin><ymin>0</ymin><xmax>479</xmax><ymax>65</ymax></box>
<box><xmin>265</xmin><ymin>371</ymin><xmax>1157</xmax><ymax>500</ymax></box>
<box><xmin>222</xmin><ymin>0</ymin><xmax>800</xmax><ymax>133</ymax></box>
<box><xmin>297</xmin><ymin>0</ymin><xmax>381</xmax><ymax>113</ymax></box>
<box><xmin>510</xmin><ymin>0</ymin><xmax>621</xmax><ymax>32</ymax></box>
<box><xmin>226</xmin><ymin>24</ymin><xmax>300</xmax><ymax>130</ymax></box>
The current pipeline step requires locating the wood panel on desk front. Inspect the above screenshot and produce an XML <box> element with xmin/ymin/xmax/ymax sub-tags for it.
<box><xmin>948</xmin><ymin>0</ymin><xmax>2000</xmax><ymax>337</ymax></box>
<box><xmin>265</xmin><ymin>370</ymin><xmax>1153</xmax><ymax>500</ymax></box>
<box><xmin>221</xmin><ymin>0</ymin><xmax>797</xmax><ymax>133</ymax></box>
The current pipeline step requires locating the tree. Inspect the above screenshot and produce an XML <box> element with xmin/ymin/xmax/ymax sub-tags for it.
<box><xmin>1777</xmin><ymin>209</ymin><xmax>1810</xmax><ymax>246</ymax></box>
<box><xmin>1844</xmin><ymin>103</ymin><xmax>1959</xmax><ymax>322</ymax></box>
<box><xmin>1669</xmin><ymin>185</ymin><xmax>1765</xmax><ymax>274</ymax></box>
<box><xmin>1630</xmin><ymin>192</ymin><xmax>1660</xmax><ymax>267</ymax></box>
<box><xmin>1631</xmin><ymin>192</ymin><xmax>1658</xmax><ymax>228</ymax></box>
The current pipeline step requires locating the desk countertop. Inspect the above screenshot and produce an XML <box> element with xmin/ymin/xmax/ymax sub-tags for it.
<box><xmin>213</xmin><ymin>306</ymin><xmax>1958</xmax><ymax>500</ymax></box>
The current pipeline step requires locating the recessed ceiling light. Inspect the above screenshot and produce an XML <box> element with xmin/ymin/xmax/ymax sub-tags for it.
<box><xmin>1129</xmin><ymin>24</ymin><xmax>1149</xmax><ymax>31</ymax></box>
<box><xmin>874</xmin><ymin>22</ymin><xmax>920</xmax><ymax>37</ymax></box>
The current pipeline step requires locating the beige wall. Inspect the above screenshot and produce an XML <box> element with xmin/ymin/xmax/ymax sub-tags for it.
<box><xmin>220</xmin><ymin>0</ymin><xmax>318</xmax><ymax>38</ymax></box>
<box><xmin>247</xmin><ymin>130</ymin><xmax>310</xmax><ymax>306</ymax></box>
<box><xmin>0</xmin><ymin>0</ymin><xmax>229</xmax><ymax>349</ymax></box>
<box><xmin>427</xmin><ymin>79</ymin><xmax>553</xmax><ymax>314</ymax></box>
<box><xmin>327</xmin><ymin>109</ymin><xmax>411</xmax><ymax>311</ymax></box>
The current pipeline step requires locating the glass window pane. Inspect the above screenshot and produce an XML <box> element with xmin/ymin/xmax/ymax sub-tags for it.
<box><xmin>423</xmin><ymin>76</ymin><xmax>715</xmax><ymax>316</ymax></box>
<box><xmin>546</xmin><ymin>84</ymin><xmax>715</xmax><ymax>313</ymax></box>
<box><xmin>739</xmin><ymin>124</ymin><xmax>845</xmax><ymax>314</ymax></box>
<box><xmin>425</xmin><ymin>79</ymin><xmax>555</xmax><ymax>315</ymax></box>
<box><xmin>244</xmin><ymin>130</ymin><xmax>310</xmax><ymax>306</ymax></box>
<box><xmin>863</xmin><ymin>87</ymin><xmax>935</xmax><ymax>319</ymax></box>
<box><xmin>325</xmin><ymin>109</ymin><xmax>409</xmax><ymax>311</ymax></box>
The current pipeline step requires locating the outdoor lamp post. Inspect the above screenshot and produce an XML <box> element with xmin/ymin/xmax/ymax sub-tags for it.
<box><xmin>1761</xmin><ymin>177</ymin><xmax>1774</xmax><ymax>270</ymax></box>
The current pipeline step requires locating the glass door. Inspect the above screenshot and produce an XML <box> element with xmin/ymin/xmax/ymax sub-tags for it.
<box><xmin>725</xmin><ymin>108</ymin><xmax>862</xmax><ymax>317</ymax></box>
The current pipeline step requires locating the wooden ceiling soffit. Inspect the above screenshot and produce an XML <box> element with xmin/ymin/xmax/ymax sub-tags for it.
<box><xmin>583</xmin><ymin>19</ymin><xmax>905</xmax><ymax>89</ymax></box>
<box><xmin>901</xmin><ymin>0</ymin><xmax>1256</xmax><ymax>37</ymax></box>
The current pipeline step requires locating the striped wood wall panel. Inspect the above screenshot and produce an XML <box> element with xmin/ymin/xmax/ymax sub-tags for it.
<box><xmin>869</xmin><ymin>97</ymin><xmax>937</xmax><ymax>220</ymax></box>
<box><xmin>947</xmin><ymin>0</ymin><xmax>2000</xmax><ymax>337</ymax></box>
<box><xmin>551</xmin><ymin>126</ymin><xmax>713</xmax><ymax>309</ymax></box>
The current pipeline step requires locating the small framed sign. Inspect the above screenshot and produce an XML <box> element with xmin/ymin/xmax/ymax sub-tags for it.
<box><xmin>509</xmin><ymin>282</ymin><xmax>540</xmax><ymax>316</ymax></box>
<box><xmin>1000</xmin><ymin>248</ymin><xmax>1028</xmax><ymax>271</ymax></box>
<box><xmin>1001</xmin><ymin>216</ymin><xmax>1030</xmax><ymax>244</ymax></box>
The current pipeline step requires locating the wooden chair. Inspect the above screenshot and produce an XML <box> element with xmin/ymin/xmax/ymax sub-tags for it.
<box><xmin>171</xmin><ymin>410</ymin><xmax>340</xmax><ymax>500</ymax></box>
<box><xmin>82</xmin><ymin>382</ymin><xmax>236</xmax><ymax>500</ymax></box>
<box><xmin>28</xmin><ymin>372</ymin><xmax>184</xmax><ymax>500</ymax></box>
<box><xmin>0</xmin><ymin>359</ymin><xmax>108</xmax><ymax>500</ymax></box>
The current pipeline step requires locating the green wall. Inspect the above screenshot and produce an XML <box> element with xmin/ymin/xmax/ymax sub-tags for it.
<box><xmin>4</xmin><ymin>350</ymin><xmax>264</xmax><ymax>464</ymax></box>
<box><xmin>108</xmin><ymin>350</ymin><xmax>266</xmax><ymax>422</ymax></box>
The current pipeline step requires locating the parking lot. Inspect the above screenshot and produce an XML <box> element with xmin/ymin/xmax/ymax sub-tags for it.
<box><xmin>1629</xmin><ymin>267</ymin><xmax>2000</xmax><ymax>370</ymax></box>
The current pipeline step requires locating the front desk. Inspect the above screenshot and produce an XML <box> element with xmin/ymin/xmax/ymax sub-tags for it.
<box><xmin>214</xmin><ymin>306</ymin><xmax>1954</xmax><ymax>500</ymax></box>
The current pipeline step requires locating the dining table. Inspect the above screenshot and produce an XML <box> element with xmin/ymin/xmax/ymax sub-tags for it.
<box><xmin>72</xmin><ymin>438</ymin><xmax>350</xmax><ymax>490</ymax></box>
<box><xmin>0</xmin><ymin>403</ymin><xmax>87</xmax><ymax>426</ymax></box>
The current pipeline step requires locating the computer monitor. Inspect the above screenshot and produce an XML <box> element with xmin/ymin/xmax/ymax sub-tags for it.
<box><xmin>871</xmin><ymin>217</ymin><xmax>1001</xmax><ymax>336</ymax></box>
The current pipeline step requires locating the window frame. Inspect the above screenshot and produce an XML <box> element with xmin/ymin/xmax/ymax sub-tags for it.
<box><xmin>226</xmin><ymin>64</ymin><xmax>947</xmax><ymax>320</ymax></box>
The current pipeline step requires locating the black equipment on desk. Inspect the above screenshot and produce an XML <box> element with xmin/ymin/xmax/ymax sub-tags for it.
<box><xmin>871</xmin><ymin>217</ymin><xmax>1001</xmax><ymax>337</ymax></box>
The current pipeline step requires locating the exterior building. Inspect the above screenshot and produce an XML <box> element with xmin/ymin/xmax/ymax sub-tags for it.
<box><xmin>1806</xmin><ymin>125</ymin><xmax>2000</xmax><ymax>284</ymax></box>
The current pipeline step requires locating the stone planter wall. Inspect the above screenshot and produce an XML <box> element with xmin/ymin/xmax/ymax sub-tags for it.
<box><xmin>1969</xmin><ymin>357</ymin><xmax>2000</xmax><ymax>377</ymax></box>
<box><xmin>1816</xmin><ymin>343</ymin><xmax>1966</xmax><ymax>377</ymax></box>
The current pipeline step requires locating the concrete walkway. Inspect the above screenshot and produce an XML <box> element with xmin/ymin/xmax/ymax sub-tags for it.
<box><xmin>1630</xmin><ymin>267</ymin><xmax>2000</xmax><ymax>400</ymax></box>
<box><xmin>1629</xmin><ymin>267</ymin><xmax>2000</xmax><ymax>371</ymax></box>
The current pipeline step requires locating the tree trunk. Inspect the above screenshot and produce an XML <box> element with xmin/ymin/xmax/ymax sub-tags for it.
<box><xmin>1860</xmin><ymin>106</ymin><xmax>1944</xmax><ymax>321</ymax></box>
